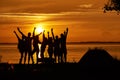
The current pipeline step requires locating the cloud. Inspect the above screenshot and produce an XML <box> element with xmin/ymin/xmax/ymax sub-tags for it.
<box><xmin>0</xmin><ymin>0</ymin><xmax>105</xmax><ymax>13</ymax></box>
<box><xmin>79</xmin><ymin>4</ymin><xmax>93</xmax><ymax>8</ymax></box>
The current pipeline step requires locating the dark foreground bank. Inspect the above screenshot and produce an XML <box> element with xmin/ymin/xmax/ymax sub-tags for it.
<box><xmin>0</xmin><ymin>62</ymin><xmax>120</xmax><ymax>80</ymax></box>
<box><xmin>1</xmin><ymin>48</ymin><xmax>120</xmax><ymax>80</ymax></box>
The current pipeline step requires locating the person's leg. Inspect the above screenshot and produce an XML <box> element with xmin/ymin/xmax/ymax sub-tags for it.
<box><xmin>31</xmin><ymin>54</ymin><xmax>34</xmax><ymax>64</ymax></box>
<box><xmin>24</xmin><ymin>52</ymin><xmax>27</xmax><ymax>64</ymax></box>
<box><xmin>28</xmin><ymin>52</ymin><xmax>30</xmax><ymax>64</ymax></box>
<box><xmin>64</xmin><ymin>52</ymin><xmax>67</xmax><ymax>63</ymax></box>
<box><xmin>19</xmin><ymin>52</ymin><xmax>23</xmax><ymax>64</ymax></box>
<box><xmin>36</xmin><ymin>48</ymin><xmax>39</xmax><ymax>64</ymax></box>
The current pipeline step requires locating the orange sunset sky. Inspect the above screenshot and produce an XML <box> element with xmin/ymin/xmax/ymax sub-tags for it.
<box><xmin>0</xmin><ymin>0</ymin><xmax>120</xmax><ymax>43</ymax></box>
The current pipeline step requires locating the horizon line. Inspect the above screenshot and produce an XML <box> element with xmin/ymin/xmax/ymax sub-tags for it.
<box><xmin>1</xmin><ymin>41</ymin><xmax>120</xmax><ymax>45</ymax></box>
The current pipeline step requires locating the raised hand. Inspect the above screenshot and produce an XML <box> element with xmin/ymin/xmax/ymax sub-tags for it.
<box><xmin>43</xmin><ymin>30</ymin><xmax>45</xmax><ymax>33</ymax></box>
<box><xmin>66</xmin><ymin>27</ymin><xmax>68</xmax><ymax>31</ymax></box>
<box><xmin>17</xmin><ymin>27</ymin><xmax>20</xmax><ymax>30</ymax></box>
<box><xmin>34</xmin><ymin>27</ymin><xmax>36</xmax><ymax>30</ymax></box>
<box><xmin>47</xmin><ymin>31</ymin><xmax>49</xmax><ymax>34</ymax></box>
<box><xmin>13</xmin><ymin>31</ymin><xmax>16</xmax><ymax>33</ymax></box>
<box><xmin>51</xmin><ymin>28</ymin><xmax>53</xmax><ymax>32</ymax></box>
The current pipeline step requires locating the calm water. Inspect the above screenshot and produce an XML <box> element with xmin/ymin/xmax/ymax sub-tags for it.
<box><xmin>0</xmin><ymin>44</ymin><xmax>120</xmax><ymax>64</ymax></box>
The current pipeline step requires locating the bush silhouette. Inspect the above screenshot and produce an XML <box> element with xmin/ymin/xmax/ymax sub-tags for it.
<box><xmin>78</xmin><ymin>48</ymin><xmax>118</xmax><ymax>66</ymax></box>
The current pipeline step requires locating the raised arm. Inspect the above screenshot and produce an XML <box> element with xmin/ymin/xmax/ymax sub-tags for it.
<box><xmin>43</xmin><ymin>30</ymin><xmax>45</xmax><ymax>37</ymax></box>
<box><xmin>13</xmin><ymin>31</ymin><xmax>20</xmax><ymax>40</ymax></box>
<box><xmin>17</xmin><ymin>27</ymin><xmax>26</xmax><ymax>37</ymax></box>
<box><xmin>37</xmin><ymin>32</ymin><xmax>42</xmax><ymax>37</ymax></box>
<box><xmin>51</xmin><ymin>28</ymin><xmax>55</xmax><ymax>40</ymax></box>
<box><xmin>47</xmin><ymin>31</ymin><xmax>49</xmax><ymax>38</ymax></box>
<box><xmin>64</xmin><ymin>27</ymin><xmax>68</xmax><ymax>38</ymax></box>
<box><xmin>42</xmin><ymin>30</ymin><xmax>46</xmax><ymax>40</ymax></box>
<box><xmin>33</xmin><ymin>27</ymin><xmax>36</xmax><ymax>37</ymax></box>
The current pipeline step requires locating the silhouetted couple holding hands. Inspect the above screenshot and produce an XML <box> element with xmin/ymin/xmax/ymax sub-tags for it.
<box><xmin>14</xmin><ymin>27</ymin><xmax>68</xmax><ymax>64</ymax></box>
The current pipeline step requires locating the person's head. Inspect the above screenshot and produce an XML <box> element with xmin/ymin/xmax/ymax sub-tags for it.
<box><xmin>28</xmin><ymin>32</ymin><xmax>31</xmax><ymax>37</ymax></box>
<box><xmin>61</xmin><ymin>33</ymin><xmax>64</xmax><ymax>38</ymax></box>
<box><xmin>36</xmin><ymin>35</ymin><xmax>39</xmax><ymax>39</ymax></box>
<box><xmin>22</xmin><ymin>36</ymin><xmax>26</xmax><ymax>41</ymax></box>
<box><xmin>56</xmin><ymin>36</ymin><xmax>58</xmax><ymax>39</ymax></box>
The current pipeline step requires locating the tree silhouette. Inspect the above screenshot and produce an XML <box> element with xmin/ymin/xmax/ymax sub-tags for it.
<box><xmin>103</xmin><ymin>0</ymin><xmax>120</xmax><ymax>14</ymax></box>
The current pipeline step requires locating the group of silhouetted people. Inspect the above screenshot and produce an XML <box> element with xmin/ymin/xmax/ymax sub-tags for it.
<box><xmin>14</xmin><ymin>27</ymin><xmax>68</xmax><ymax>64</ymax></box>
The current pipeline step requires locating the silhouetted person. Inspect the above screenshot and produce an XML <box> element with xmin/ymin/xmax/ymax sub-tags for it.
<box><xmin>32</xmin><ymin>27</ymin><xmax>42</xmax><ymax>64</ymax></box>
<box><xmin>51</xmin><ymin>28</ymin><xmax>61</xmax><ymax>63</ymax></box>
<box><xmin>40</xmin><ymin>30</ymin><xmax>48</xmax><ymax>60</ymax></box>
<box><xmin>60</xmin><ymin>28</ymin><xmax>68</xmax><ymax>63</ymax></box>
<box><xmin>17</xmin><ymin>27</ymin><xmax>34</xmax><ymax>64</ymax></box>
<box><xmin>47</xmin><ymin>31</ymin><xmax>54</xmax><ymax>61</ymax></box>
<box><xmin>14</xmin><ymin>31</ymin><xmax>27</xmax><ymax>64</ymax></box>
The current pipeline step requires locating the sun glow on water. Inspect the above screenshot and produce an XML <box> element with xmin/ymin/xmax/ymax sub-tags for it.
<box><xmin>38</xmin><ymin>44</ymin><xmax>41</xmax><ymax>58</ymax></box>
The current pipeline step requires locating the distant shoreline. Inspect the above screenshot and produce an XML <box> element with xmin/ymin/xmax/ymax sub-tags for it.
<box><xmin>1</xmin><ymin>42</ymin><xmax>120</xmax><ymax>45</ymax></box>
<box><xmin>67</xmin><ymin>42</ymin><xmax>120</xmax><ymax>45</ymax></box>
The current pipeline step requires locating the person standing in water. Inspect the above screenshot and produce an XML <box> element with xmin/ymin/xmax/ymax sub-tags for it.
<box><xmin>17</xmin><ymin>27</ymin><xmax>34</xmax><ymax>64</ymax></box>
<box><xmin>40</xmin><ymin>30</ymin><xmax>48</xmax><ymax>60</ymax></box>
<box><xmin>51</xmin><ymin>28</ymin><xmax>61</xmax><ymax>63</ymax></box>
<box><xmin>60</xmin><ymin>28</ymin><xmax>68</xmax><ymax>63</ymax></box>
<box><xmin>32</xmin><ymin>27</ymin><xmax>42</xmax><ymax>64</ymax></box>
<box><xmin>13</xmin><ymin>30</ymin><xmax>27</xmax><ymax>64</ymax></box>
<box><xmin>47</xmin><ymin>31</ymin><xmax>54</xmax><ymax>61</ymax></box>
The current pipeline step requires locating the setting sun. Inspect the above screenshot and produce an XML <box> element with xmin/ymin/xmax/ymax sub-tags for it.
<box><xmin>36</xmin><ymin>27</ymin><xmax>44</xmax><ymax>34</ymax></box>
<box><xmin>34</xmin><ymin>24</ymin><xmax>44</xmax><ymax>34</ymax></box>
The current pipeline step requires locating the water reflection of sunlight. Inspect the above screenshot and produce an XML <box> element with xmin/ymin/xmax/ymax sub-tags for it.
<box><xmin>38</xmin><ymin>44</ymin><xmax>41</xmax><ymax>58</ymax></box>
<box><xmin>38</xmin><ymin>44</ymin><xmax>49</xmax><ymax>58</ymax></box>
